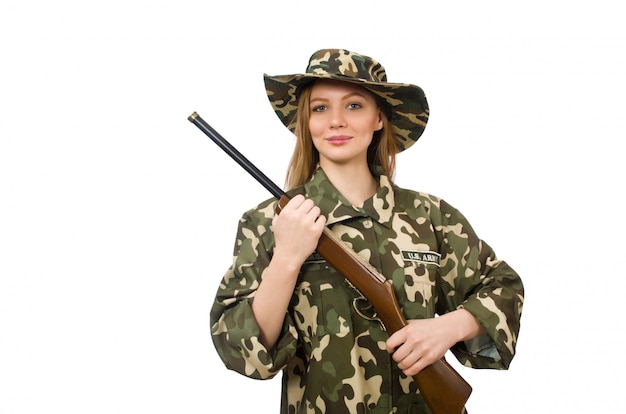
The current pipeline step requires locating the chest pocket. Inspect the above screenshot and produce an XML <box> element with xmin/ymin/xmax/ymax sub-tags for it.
<box><xmin>292</xmin><ymin>260</ymin><xmax>354</xmax><ymax>340</ymax></box>
<box><xmin>397</xmin><ymin>259</ymin><xmax>438</xmax><ymax>319</ymax></box>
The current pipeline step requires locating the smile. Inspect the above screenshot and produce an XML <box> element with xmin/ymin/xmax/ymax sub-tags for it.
<box><xmin>326</xmin><ymin>135</ymin><xmax>352</xmax><ymax>145</ymax></box>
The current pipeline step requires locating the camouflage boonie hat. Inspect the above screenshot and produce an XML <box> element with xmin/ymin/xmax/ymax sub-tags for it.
<box><xmin>263</xmin><ymin>48</ymin><xmax>429</xmax><ymax>152</ymax></box>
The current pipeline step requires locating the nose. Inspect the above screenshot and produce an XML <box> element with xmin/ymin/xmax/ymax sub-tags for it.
<box><xmin>329</xmin><ymin>108</ymin><xmax>346</xmax><ymax>128</ymax></box>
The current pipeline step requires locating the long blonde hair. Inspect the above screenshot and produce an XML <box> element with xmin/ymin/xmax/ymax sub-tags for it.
<box><xmin>284</xmin><ymin>82</ymin><xmax>399</xmax><ymax>190</ymax></box>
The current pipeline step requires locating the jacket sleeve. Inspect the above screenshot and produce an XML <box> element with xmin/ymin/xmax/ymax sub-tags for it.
<box><xmin>209</xmin><ymin>199</ymin><xmax>299</xmax><ymax>379</ymax></box>
<box><xmin>434</xmin><ymin>199</ymin><xmax>524</xmax><ymax>370</ymax></box>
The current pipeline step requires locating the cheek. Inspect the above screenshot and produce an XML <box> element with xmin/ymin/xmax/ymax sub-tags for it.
<box><xmin>308</xmin><ymin>117</ymin><xmax>321</xmax><ymax>134</ymax></box>
<box><xmin>308</xmin><ymin>118</ymin><xmax>326</xmax><ymax>144</ymax></box>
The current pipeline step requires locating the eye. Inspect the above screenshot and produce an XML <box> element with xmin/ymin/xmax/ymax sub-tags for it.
<box><xmin>347</xmin><ymin>102</ymin><xmax>363</xmax><ymax>110</ymax></box>
<box><xmin>311</xmin><ymin>104</ymin><xmax>327</xmax><ymax>112</ymax></box>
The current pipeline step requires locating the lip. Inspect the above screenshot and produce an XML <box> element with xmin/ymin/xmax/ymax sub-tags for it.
<box><xmin>326</xmin><ymin>135</ymin><xmax>352</xmax><ymax>145</ymax></box>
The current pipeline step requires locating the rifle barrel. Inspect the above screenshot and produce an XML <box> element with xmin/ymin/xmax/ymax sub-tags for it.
<box><xmin>188</xmin><ymin>112</ymin><xmax>284</xmax><ymax>199</ymax></box>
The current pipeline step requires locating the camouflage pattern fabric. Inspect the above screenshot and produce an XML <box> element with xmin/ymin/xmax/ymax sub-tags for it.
<box><xmin>264</xmin><ymin>48</ymin><xmax>429</xmax><ymax>153</ymax></box>
<box><xmin>210</xmin><ymin>166</ymin><xmax>524</xmax><ymax>414</ymax></box>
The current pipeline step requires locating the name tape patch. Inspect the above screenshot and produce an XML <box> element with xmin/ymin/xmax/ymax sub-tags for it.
<box><xmin>401</xmin><ymin>250</ymin><xmax>441</xmax><ymax>267</ymax></box>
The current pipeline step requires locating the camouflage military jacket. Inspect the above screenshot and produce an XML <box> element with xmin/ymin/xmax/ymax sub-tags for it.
<box><xmin>210</xmin><ymin>167</ymin><xmax>524</xmax><ymax>414</ymax></box>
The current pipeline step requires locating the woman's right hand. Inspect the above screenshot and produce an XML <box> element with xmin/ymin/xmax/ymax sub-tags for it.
<box><xmin>271</xmin><ymin>194</ymin><xmax>327</xmax><ymax>269</ymax></box>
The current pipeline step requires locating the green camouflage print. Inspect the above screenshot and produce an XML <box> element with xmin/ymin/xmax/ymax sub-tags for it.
<box><xmin>210</xmin><ymin>166</ymin><xmax>524</xmax><ymax>414</ymax></box>
<box><xmin>263</xmin><ymin>48</ymin><xmax>429</xmax><ymax>153</ymax></box>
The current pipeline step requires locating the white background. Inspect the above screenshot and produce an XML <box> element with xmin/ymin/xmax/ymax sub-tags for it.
<box><xmin>1</xmin><ymin>1</ymin><xmax>624</xmax><ymax>413</ymax></box>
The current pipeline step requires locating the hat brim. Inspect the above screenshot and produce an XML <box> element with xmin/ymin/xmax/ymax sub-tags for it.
<box><xmin>264</xmin><ymin>72</ymin><xmax>429</xmax><ymax>152</ymax></box>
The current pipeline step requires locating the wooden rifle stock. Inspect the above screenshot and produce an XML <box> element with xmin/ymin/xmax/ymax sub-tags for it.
<box><xmin>188</xmin><ymin>112</ymin><xmax>472</xmax><ymax>414</ymax></box>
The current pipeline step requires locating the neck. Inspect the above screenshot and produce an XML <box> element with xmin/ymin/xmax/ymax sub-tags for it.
<box><xmin>320</xmin><ymin>161</ymin><xmax>378</xmax><ymax>207</ymax></box>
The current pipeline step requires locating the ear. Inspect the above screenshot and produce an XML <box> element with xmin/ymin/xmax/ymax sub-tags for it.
<box><xmin>375</xmin><ymin>109</ymin><xmax>384</xmax><ymax>131</ymax></box>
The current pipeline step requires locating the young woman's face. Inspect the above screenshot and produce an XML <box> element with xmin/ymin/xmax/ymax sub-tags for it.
<box><xmin>308</xmin><ymin>80</ymin><xmax>383</xmax><ymax>167</ymax></box>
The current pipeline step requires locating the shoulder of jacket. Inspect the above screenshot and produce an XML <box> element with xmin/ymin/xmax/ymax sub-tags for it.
<box><xmin>240</xmin><ymin>196</ymin><xmax>280</xmax><ymax>222</ymax></box>
<box><xmin>392</xmin><ymin>184</ymin><xmax>443</xmax><ymax>209</ymax></box>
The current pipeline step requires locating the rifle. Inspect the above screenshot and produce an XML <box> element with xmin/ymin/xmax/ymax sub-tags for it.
<box><xmin>188</xmin><ymin>112</ymin><xmax>472</xmax><ymax>414</ymax></box>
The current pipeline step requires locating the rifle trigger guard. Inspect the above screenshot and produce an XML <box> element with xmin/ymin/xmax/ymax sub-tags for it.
<box><xmin>352</xmin><ymin>296</ymin><xmax>385</xmax><ymax>331</ymax></box>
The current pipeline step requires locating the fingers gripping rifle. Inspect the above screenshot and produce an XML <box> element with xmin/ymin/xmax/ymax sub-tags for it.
<box><xmin>188</xmin><ymin>112</ymin><xmax>472</xmax><ymax>414</ymax></box>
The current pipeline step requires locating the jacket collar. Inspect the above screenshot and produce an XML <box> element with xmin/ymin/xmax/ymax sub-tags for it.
<box><xmin>297</xmin><ymin>166</ymin><xmax>396</xmax><ymax>228</ymax></box>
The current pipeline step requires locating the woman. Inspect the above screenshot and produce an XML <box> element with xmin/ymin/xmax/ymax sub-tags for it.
<box><xmin>210</xmin><ymin>49</ymin><xmax>524</xmax><ymax>413</ymax></box>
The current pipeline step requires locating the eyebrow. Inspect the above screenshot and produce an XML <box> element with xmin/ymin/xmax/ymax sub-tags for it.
<box><xmin>310</xmin><ymin>91</ymin><xmax>370</xmax><ymax>103</ymax></box>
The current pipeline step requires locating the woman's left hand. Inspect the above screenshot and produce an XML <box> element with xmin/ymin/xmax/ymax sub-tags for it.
<box><xmin>385</xmin><ymin>309</ymin><xmax>485</xmax><ymax>376</ymax></box>
<box><xmin>385</xmin><ymin>318</ymin><xmax>453</xmax><ymax>376</ymax></box>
